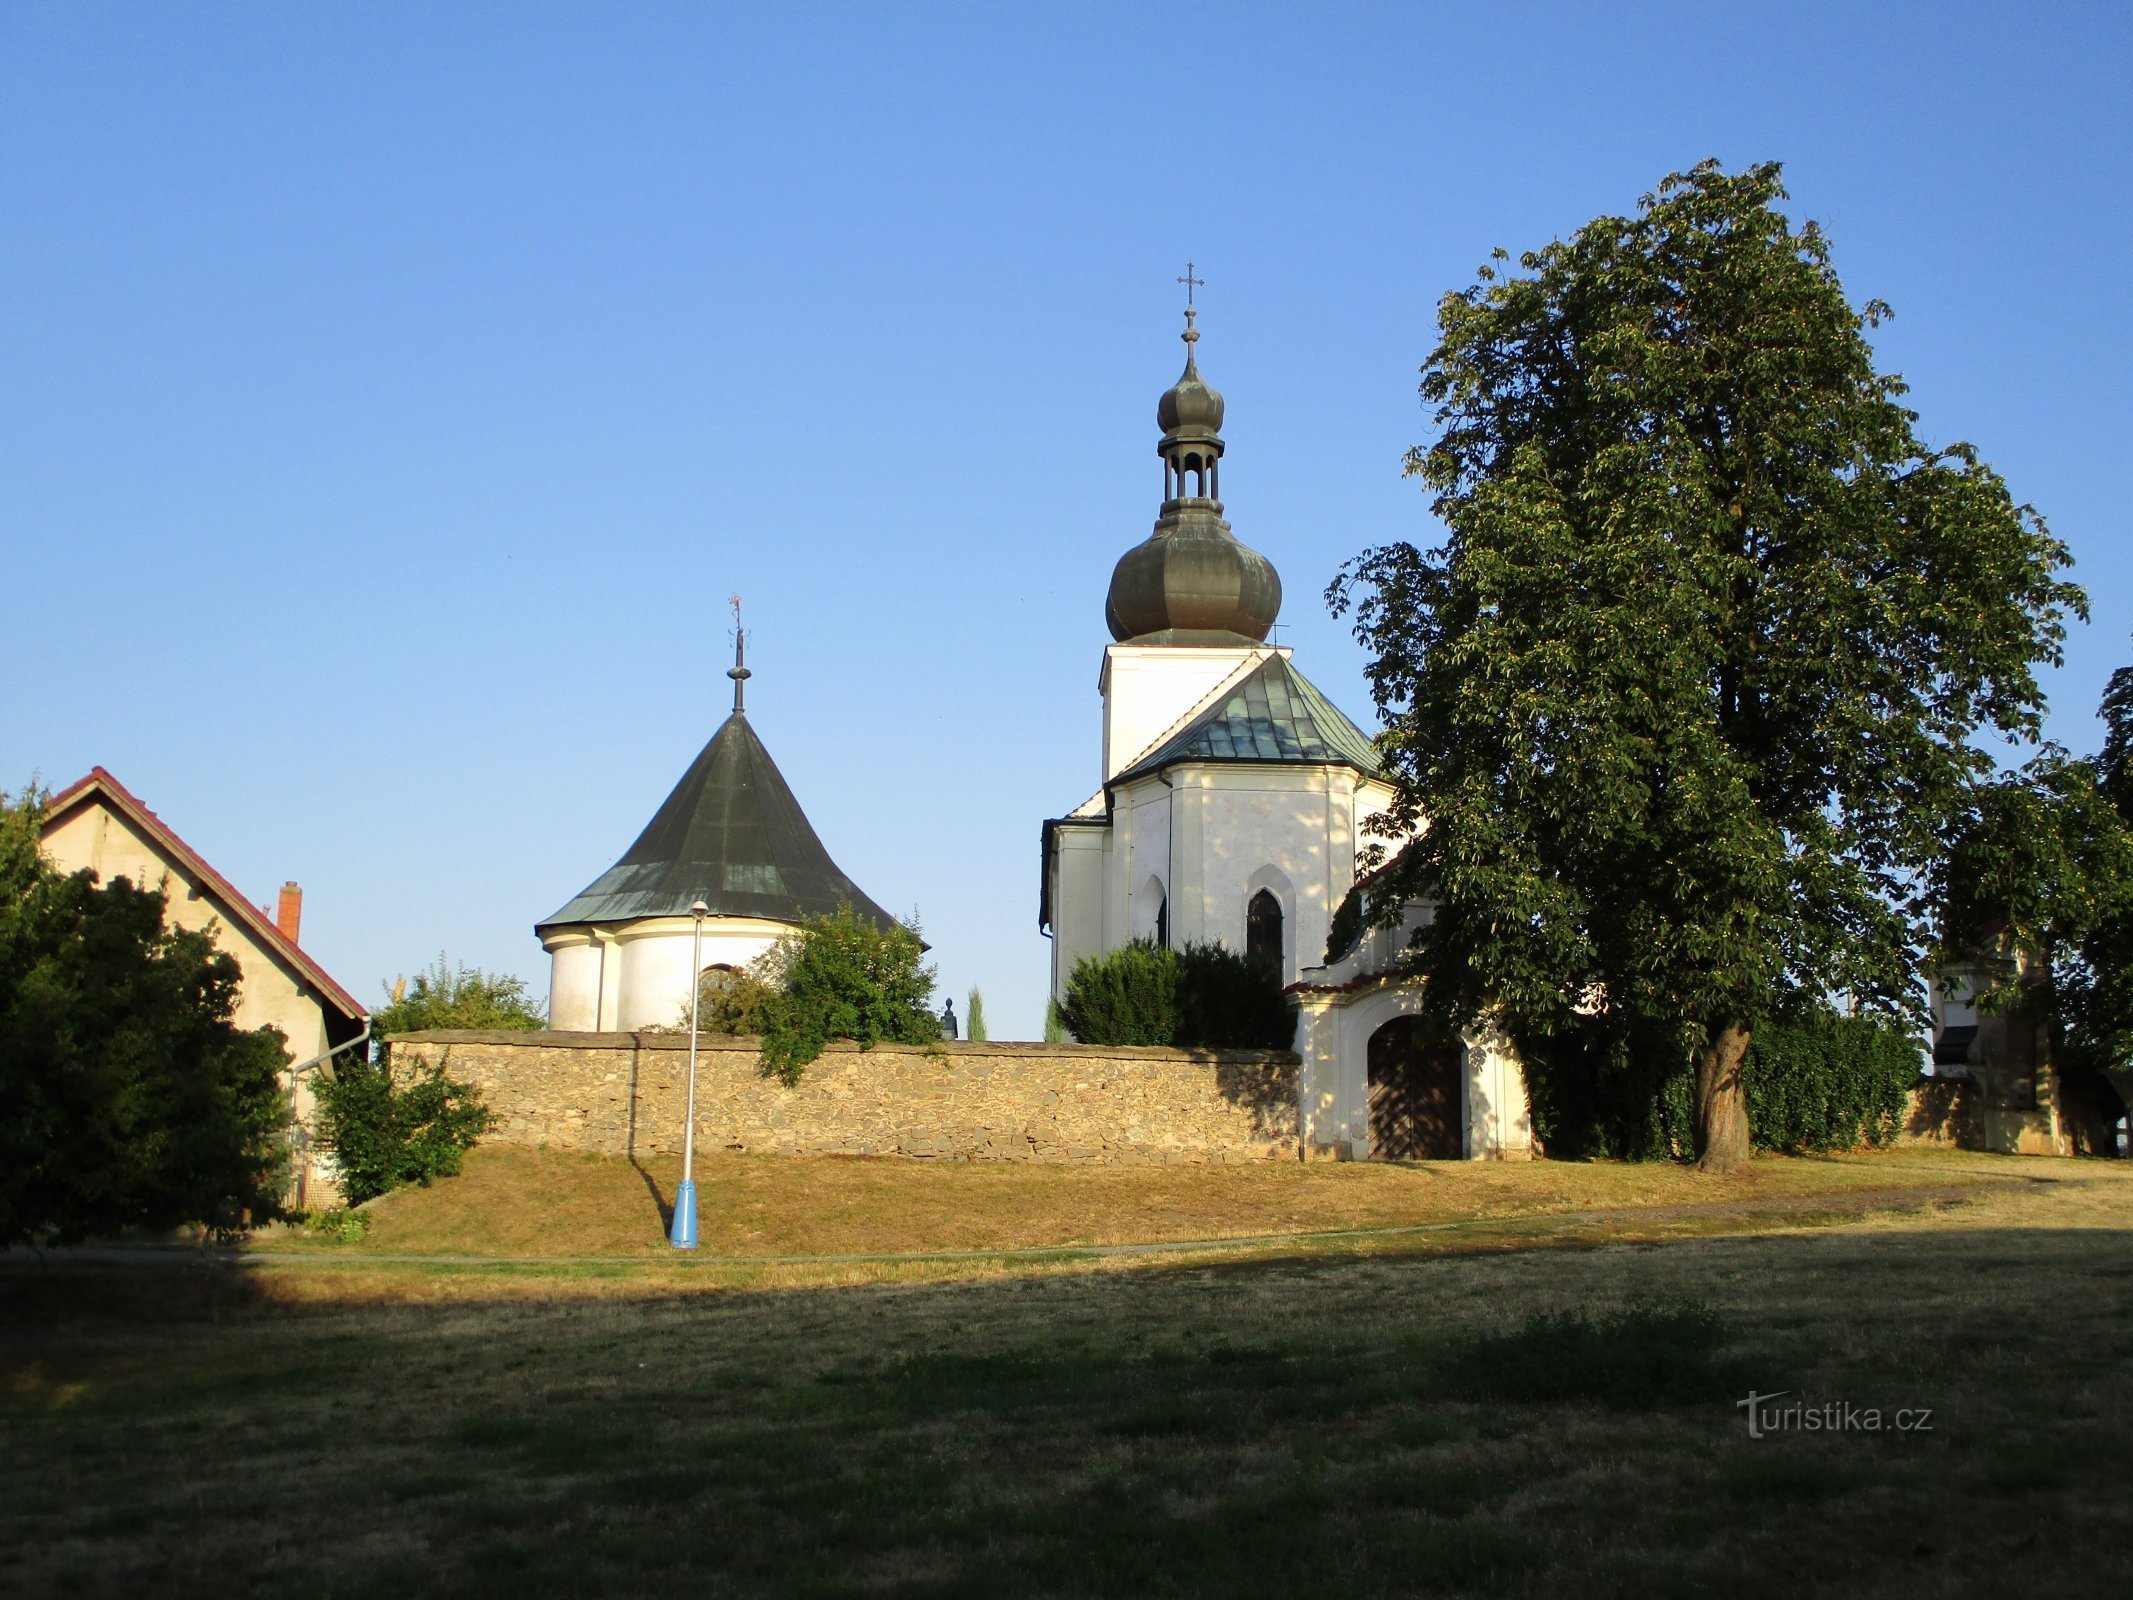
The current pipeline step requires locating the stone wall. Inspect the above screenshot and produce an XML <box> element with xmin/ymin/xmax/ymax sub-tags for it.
<box><xmin>389</xmin><ymin>1031</ymin><xmax>1303</xmax><ymax>1164</ymax></box>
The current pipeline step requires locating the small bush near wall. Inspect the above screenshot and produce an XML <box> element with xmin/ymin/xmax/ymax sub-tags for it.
<box><xmin>1062</xmin><ymin>940</ymin><xmax>1293</xmax><ymax>1050</ymax></box>
<box><xmin>757</xmin><ymin>907</ymin><xmax>941</xmax><ymax>1085</ymax></box>
<box><xmin>1745</xmin><ymin>1009</ymin><xmax>1921</xmax><ymax>1153</ymax></box>
<box><xmin>314</xmin><ymin>1059</ymin><xmax>490</xmax><ymax>1206</ymax></box>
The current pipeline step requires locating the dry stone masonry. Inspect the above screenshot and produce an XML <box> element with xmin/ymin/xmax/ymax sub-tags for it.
<box><xmin>389</xmin><ymin>1031</ymin><xmax>1302</xmax><ymax>1164</ymax></box>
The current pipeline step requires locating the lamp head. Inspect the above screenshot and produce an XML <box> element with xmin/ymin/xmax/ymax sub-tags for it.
<box><xmin>690</xmin><ymin>900</ymin><xmax>709</xmax><ymax>918</ymax></box>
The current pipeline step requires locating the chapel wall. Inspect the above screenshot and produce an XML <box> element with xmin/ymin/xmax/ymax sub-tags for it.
<box><xmin>388</xmin><ymin>1030</ymin><xmax>1302</xmax><ymax>1164</ymax></box>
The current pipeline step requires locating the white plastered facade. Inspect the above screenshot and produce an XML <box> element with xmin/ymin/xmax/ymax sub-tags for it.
<box><xmin>1044</xmin><ymin>642</ymin><xmax>1533</xmax><ymax>1160</ymax></box>
<box><xmin>543</xmin><ymin>916</ymin><xmax>792</xmax><ymax>1032</ymax></box>
<box><xmin>1046</xmin><ymin>644</ymin><xmax>1399</xmax><ymax>1000</ymax></box>
<box><xmin>1290</xmin><ymin>910</ymin><xmax>1534</xmax><ymax>1161</ymax></box>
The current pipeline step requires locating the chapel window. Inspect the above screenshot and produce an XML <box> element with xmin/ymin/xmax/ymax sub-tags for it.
<box><xmin>1247</xmin><ymin>889</ymin><xmax>1282</xmax><ymax>976</ymax></box>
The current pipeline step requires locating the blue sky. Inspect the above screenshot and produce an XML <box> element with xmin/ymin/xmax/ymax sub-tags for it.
<box><xmin>5</xmin><ymin>2</ymin><xmax>2128</xmax><ymax>1038</ymax></box>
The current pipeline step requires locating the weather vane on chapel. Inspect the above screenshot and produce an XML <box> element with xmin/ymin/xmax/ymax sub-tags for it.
<box><xmin>728</xmin><ymin>594</ymin><xmax>750</xmax><ymax>713</ymax></box>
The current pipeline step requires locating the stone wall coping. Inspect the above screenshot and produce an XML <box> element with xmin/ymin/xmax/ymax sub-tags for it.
<box><xmin>387</xmin><ymin>1028</ymin><xmax>1299</xmax><ymax>1067</ymax></box>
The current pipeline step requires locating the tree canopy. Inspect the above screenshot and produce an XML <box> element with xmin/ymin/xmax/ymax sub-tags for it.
<box><xmin>371</xmin><ymin>956</ymin><xmax>547</xmax><ymax>1040</ymax></box>
<box><xmin>1331</xmin><ymin>160</ymin><xmax>2081</xmax><ymax>1170</ymax></box>
<box><xmin>1</xmin><ymin>787</ymin><xmax>292</xmax><ymax>1243</ymax></box>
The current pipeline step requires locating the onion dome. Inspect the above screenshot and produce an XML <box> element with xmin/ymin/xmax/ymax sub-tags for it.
<box><xmin>1106</xmin><ymin>301</ymin><xmax>1282</xmax><ymax>647</ymax></box>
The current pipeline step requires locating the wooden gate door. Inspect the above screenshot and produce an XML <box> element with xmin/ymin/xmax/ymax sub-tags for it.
<box><xmin>1368</xmin><ymin>1018</ymin><xmax>1463</xmax><ymax>1160</ymax></box>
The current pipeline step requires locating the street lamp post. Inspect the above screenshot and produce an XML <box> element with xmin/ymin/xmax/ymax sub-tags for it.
<box><xmin>670</xmin><ymin>899</ymin><xmax>710</xmax><ymax>1249</ymax></box>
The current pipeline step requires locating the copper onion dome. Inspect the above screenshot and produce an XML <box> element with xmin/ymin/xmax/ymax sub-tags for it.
<box><xmin>1105</xmin><ymin>301</ymin><xmax>1281</xmax><ymax>646</ymax></box>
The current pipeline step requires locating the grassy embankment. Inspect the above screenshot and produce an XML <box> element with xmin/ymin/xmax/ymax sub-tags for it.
<box><xmin>4</xmin><ymin>1146</ymin><xmax>2130</xmax><ymax>1596</ymax></box>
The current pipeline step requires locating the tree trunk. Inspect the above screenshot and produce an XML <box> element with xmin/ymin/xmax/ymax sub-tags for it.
<box><xmin>1693</xmin><ymin>1022</ymin><xmax>1753</xmax><ymax>1174</ymax></box>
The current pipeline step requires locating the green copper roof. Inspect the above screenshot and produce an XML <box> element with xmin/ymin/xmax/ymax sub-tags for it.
<box><xmin>536</xmin><ymin>712</ymin><xmax>898</xmax><ymax>934</ymax></box>
<box><xmin>1114</xmin><ymin>654</ymin><xmax>1383</xmax><ymax>783</ymax></box>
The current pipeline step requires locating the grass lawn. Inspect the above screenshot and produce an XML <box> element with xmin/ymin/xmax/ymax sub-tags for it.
<box><xmin>4</xmin><ymin>1148</ymin><xmax>2130</xmax><ymax>1596</ymax></box>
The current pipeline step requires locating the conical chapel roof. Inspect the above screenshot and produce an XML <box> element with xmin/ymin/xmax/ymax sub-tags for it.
<box><xmin>535</xmin><ymin>711</ymin><xmax>898</xmax><ymax>934</ymax></box>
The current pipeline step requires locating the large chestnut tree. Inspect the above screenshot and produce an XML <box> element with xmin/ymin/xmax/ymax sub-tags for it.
<box><xmin>1333</xmin><ymin>162</ymin><xmax>2080</xmax><ymax>1172</ymax></box>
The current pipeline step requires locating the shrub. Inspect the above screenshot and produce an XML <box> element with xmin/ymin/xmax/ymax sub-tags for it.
<box><xmin>1745</xmin><ymin>1009</ymin><xmax>1922</xmax><ymax>1152</ymax></box>
<box><xmin>966</xmin><ymin>987</ymin><xmax>988</xmax><ymax>1042</ymax></box>
<box><xmin>1043</xmin><ymin>997</ymin><xmax>1067</xmax><ymax>1044</ymax></box>
<box><xmin>1516</xmin><ymin>1016</ymin><xmax>1695</xmax><ymax>1161</ymax></box>
<box><xmin>312</xmin><ymin>1057</ymin><xmax>490</xmax><ymax>1206</ymax></box>
<box><xmin>1060</xmin><ymin>939</ymin><xmax>1179</xmax><ymax>1045</ymax></box>
<box><xmin>756</xmin><ymin>905</ymin><xmax>939</xmax><ymax>1085</ymax></box>
<box><xmin>686</xmin><ymin>964</ymin><xmax>782</xmax><ymax>1036</ymax></box>
<box><xmin>1520</xmin><ymin>1005</ymin><xmax>1921</xmax><ymax>1160</ymax></box>
<box><xmin>1174</xmin><ymin>942</ymin><xmax>1295</xmax><ymax>1049</ymax></box>
<box><xmin>1061</xmin><ymin>940</ymin><xmax>1293</xmax><ymax>1049</ymax></box>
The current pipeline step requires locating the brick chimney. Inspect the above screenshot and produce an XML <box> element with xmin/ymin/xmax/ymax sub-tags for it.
<box><xmin>275</xmin><ymin>881</ymin><xmax>302</xmax><ymax>945</ymax></box>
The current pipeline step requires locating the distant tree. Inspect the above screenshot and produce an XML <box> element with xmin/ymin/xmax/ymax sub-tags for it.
<box><xmin>0</xmin><ymin>786</ymin><xmax>292</xmax><ymax>1245</ymax></box>
<box><xmin>966</xmin><ymin>987</ymin><xmax>988</xmax><ymax>1042</ymax></box>
<box><xmin>756</xmin><ymin>905</ymin><xmax>939</xmax><ymax>1084</ymax></box>
<box><xmin>371</xmin><ymin>956</ymin><xmax>546</xmax><ymax>1043</ymax></box>
<box><xmin>1331</xmin><ymin>161</ymin><xmax>2081</xmax><ymax>1172</ymax></box>
<box><xmin>1938</xmin><ymin>655</ymin><xmax>2133</xmax><ymax>1143</ymax></box>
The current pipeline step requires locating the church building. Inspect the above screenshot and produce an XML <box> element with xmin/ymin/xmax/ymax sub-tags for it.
<box><xmin>1040</xmin><ymin>304</ymin><xmax>1532</xmax><ymax>1160</ymax></box>
<box><xmin>539</xmin><ymin>640</ymin><xmax>901</xmax><ymax>1031</ymax></box>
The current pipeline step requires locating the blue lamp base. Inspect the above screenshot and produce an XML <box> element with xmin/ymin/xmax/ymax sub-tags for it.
<box><xmin>669</xmin><ymin>1178</ymin><xmax>698</xmax><ymax>1249</ymax></box>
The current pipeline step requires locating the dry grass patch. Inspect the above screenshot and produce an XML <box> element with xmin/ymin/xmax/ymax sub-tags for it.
<box><xmin>4</xmin><ymin>1165</ymin><xmax>2131</xmax><ymax>1597</ymax></box>
<box><xmin>275</xmin><ymin>1141</ymin><xmax>2042</xmax><ymax>1261</ymax></box>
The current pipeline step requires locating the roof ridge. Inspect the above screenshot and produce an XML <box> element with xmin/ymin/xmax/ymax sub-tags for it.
<box><xmin>1113</xmin><ymin>654</ymin><xmax>1383</xmax><ymax>783</ymax></box>
<box><xmin>40</xmin><ymin>768</ymin><xmax>367</xmax><ymax>1023</ymax></box>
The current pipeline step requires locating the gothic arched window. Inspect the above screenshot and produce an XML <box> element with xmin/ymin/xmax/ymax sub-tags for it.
<box><xmin>1247</xmin><ymin>889</ymin><xmax>1283</xmax><ymax>976</ymax></box>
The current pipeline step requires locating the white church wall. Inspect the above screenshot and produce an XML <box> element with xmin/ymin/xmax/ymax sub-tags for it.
<box><xmin>546</xmin><ymin>916</ymin><xmax>790</xmax><ymax>1032</ymax></box>
<box><xmin>546</xmin><ymin>934</ymin><xmax>605</xmax><ymax>1031</ymax></box>
<box><xmin>1293</xmin><ymin>979</ymin><xmax>1533</xmax><ymax>1160</ymax></box>
<box><xmin>1046</xmin><ymin>824</ymin><xmax>1109</xmax><ymax>1001</ymax></box>
<box><xmin>1100</xmin><ymin>643</ymin><xmax>1273</xmax><ymax>778</ymax></box>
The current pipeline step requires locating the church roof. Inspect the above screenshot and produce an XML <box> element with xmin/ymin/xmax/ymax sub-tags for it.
<box><xmin>1112</xmin><ymin>653</ymin><xmax>1383</xmax><ymax>783</ymax></box>
<box><xmin>536</xmin><ymin>711</ymin><xmax>898</xmax><ymax>935</ymax></box>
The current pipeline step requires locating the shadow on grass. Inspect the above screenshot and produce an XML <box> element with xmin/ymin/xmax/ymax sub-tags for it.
<box><xmin>6</xmin><ymin>1225</ymin><xmax>2133</xmax><ymax>1598</ymax></box>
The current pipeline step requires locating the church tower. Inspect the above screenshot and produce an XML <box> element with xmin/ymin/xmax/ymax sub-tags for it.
<box><xmin>1042</xmin><ymin>294</ymin><xmax>1395</xmax><ymax>1002</ymax></box>
<box><xmin>1039</xmin><ymin>289</ymin><xmax>1534</xmax><ymax>1163</ymax></box>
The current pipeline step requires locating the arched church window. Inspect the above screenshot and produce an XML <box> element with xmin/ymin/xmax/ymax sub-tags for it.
<box><xmin>1247</xmin><ymin>889</ymin><xmax>1282</xmax><ymax>975</ymax></box>
<box><xmin>1155</xmin><ymin>892</ymin><xmax>1169</xmax><ymax>950</ymax></box>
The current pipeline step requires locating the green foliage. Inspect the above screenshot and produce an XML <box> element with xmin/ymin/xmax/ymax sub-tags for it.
<box><xmin>1330</xmin><ymin>160</ymin><xmax>2079</xmax><ymax>1161</ymax></box>
<box><xmin>755</xmin><ymin>905</ymin><xmax>939</xmax><ymax>1085</ymax></box>
<box><xmin>300</xmin><ymin>1206</ymin><xmax>369</xmax><ymax>1243</ymax></box>
<box><xmin>372</xmin><ymin>955</ymin><xmax>546</xmax><ymax>1036</ymax></box>
<box><xmin>1515</xmin><ymin>1017</ymin><xmax>1694</xmax><ymax>1161</ymax></box>
<box><xmin>1</xmin><ymin>786</ymin><xmax>294</xmax><ymax>1246</ymax></box>
<box><xmin>1744</xmin><ymin>1010</ymin><xmax>1922</xmax><ymax>1153</ymax></box>
<box><xmin>1324</xmin><ymin>883</ymin><xmax>1364</xmax><ymax>964</ymax></box>
<box><xmin>1060</xmin><ymin>939</ymin><xmax>1179</xmax><ymax>1046</ymax></box>
<box><xmin>1042</xmin><ymin>996</ymin><xmax>1067</xmax><ymax>1044</ymax></box>
<box><xmin>1174</xmin><ymin>942</ymin><xmax>1296</xmax><ymax>1050</ymax></box>
<box><xmin>312</xmin><ymin>1056</ymin><xmax>490</xmax><ymax>1207</ymax></box>
<box><xmin>966</xmin><ymin>987</ymin><xmax>987</xmax><ymax>1043</ymax></box>
<box><xmin>684</xmin><ymin>964</ymin><xmax>781</xmax><ymax>1036</ymax></box>
<box><xmin>1443</xmin><ymin>1301</ymin><xmax>1733</xmax><ymax>1407</ymax></box>
<box><xmin>1061</xmin><ymin>940</ymin><xmax>1293</xmax><ymax>1050</ymax></box>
